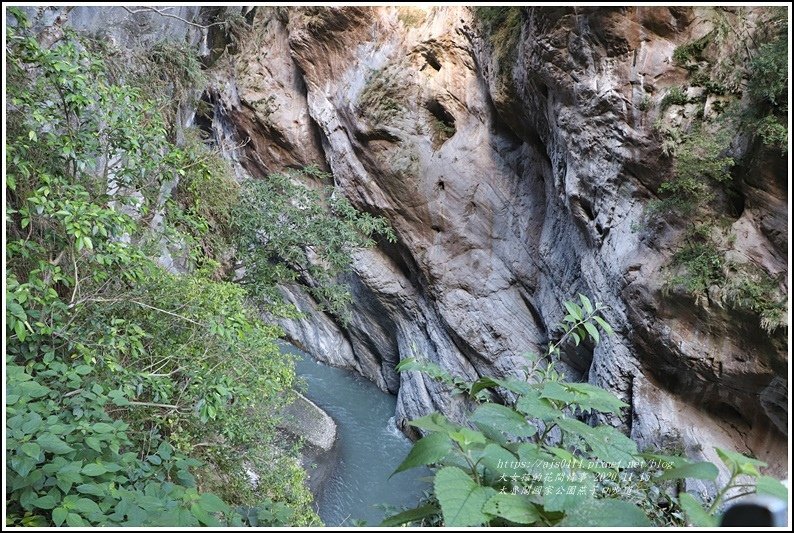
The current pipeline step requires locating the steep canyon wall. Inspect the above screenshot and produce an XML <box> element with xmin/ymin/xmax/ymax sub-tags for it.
<box><xmin>32</xmin><ymin>5</ymin><xmax>788</xmax><ymax>478</ymax></box>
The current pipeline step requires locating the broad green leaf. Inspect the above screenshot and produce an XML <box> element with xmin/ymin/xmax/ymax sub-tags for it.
<box><xmin>559</xmin><ymin>498</ymin><xmax>652</xmax><ymax>526</ymax></box>
<box><xmin>92</xmin><ymin>422</ymin><xmax>115</xmax><ymax>434</ymax></box>
<box><xmin>592</xmin><ymin>315</ymin><xmax>614</xmax><ymax>335</ymax></box>
<box><xmin>716</xmin><ymin>448</ymin><xmax>766</xmax><ymax>477</ymax></box>
<box><xmin>20</xmin><ymin>442</ymin><xmax>41</xmax><ymax>459</ymax></box>
<box><xmin>583</xmin><ymin>322</ymin><xmax>600</xmax><ymax>344</ymax></box>
<box><xmin>394</xmin><ymin>357</ymin><xmax>418</xmax><ymax>372</ymax></box>
<box><xmin>156</xmin><ymin>441</ymin><xmax>173</xmax><ymax>460</ymax></box>
<box><xmin>56</xmin><ymin>461</ymin><xmax>83</xmax><ymax>484</ymax></box>
<box><xmin>15</xmin><ymin>319</ymin><xmax>27</xmax><ymax>342</ymax></box>
<box><xmin>471</xmin><ymin>403</ymin><xmax>536</xmax><ymax>438</ymax></box>
<box><xmin>73</xmin><ymin>365</ymin><xmax>92</xmax><ymax>375</ymax></box>
<box><xmin>543</xmin><ymin>471</ymin><xmax>598</xmax><ymax>512</ymax></box>
<box><xmin>408</xmin><ymin>412</ymin><xmax>459</xmax><ymax>434</ymax></box>
<box><xmin>434</xmin><ymin>466</ymin><xmax>495</xmax><ymax>527</ymax></box>
<box><xmin>19</xmin><ymin>380</ymin><xmax>51</xmax><ymax>398</ymax></box>
<box><xmin>555</xmin><ymin>382</ymin><xmax>627</xmax><ymax>414</ymax></box>
<box><xmin>81</xmin><ymin>463</ymin><xmax>107</xmax><ymax>476</ymax></box>
<box><xmin>656</xmin><ymin>461</ymin><xmax>719</xmax><ymax>481</ymax></box>
<box><xmin>563</xmin><ymin>301</ymin><xmax>583</xmax><ymax>321</ymax></box>
<box><xmin>579</xmin><ymin>293</ymin><xmax>594</xmax><ymax>315</ymax></box>
<box><xmin>76</xmin><ymin>483</ymin><xmax>106</xmax><ymax>497</ymax></box>
<box><xmin>449</xmin><ymin>428</ymin><xmax>487</xmax><ymax>450</ymax></box>
<box><xmin>33</xmin><ymin>493</ymin><xmax>59</xmax><ymax>509</ymax></box>
<box><xmin>36</xmin><ymin>433</ymin><xmax>74</xmax><ymax>454</ymax></box>
<box><xmin>108</xmin><ymin>389</ymin><xmax>130</xmax><ymax>406</ymax></box>
<box><xmin>515</xmin><ymin>390</ymin><xmax>562</xmax><ymax>421</ymax></box>
<box><xmin>756</xmin><ymin>475</ymin><xmax>788</xmax><ymax>500</ymax></box>
<box><xmin>9</xmin><ymin>455</ymin><xmax>36</xmax><ymax>477</ymax></box>
<box><xmin>679</xmin><ymin>492</ymin><xmax>717</xmax><ymax>527</ymax></box>
<box><xmin>52</xmin><ymin>507</ymin><xmax>68</xmax><ymax>526</ymax></box>
<box><xmin>191</xmin><ymin>502</ymin><xmax>218</xmax><ymax>526</ymax></box>
<box><xmin>556</xmin><ymin>418</ymin><xmax>637</xmax><ymax>465</ymax></box>
<box><xmin>198</xmin><ymin>493</ymin><xmax>228</xmax><ymax>513</ymax></box>
<box><xmin>482</xmin><ymin>493</ymin><xmax>539</xmax><ymax>524</ymax></box>
<box><xmin>469</xmin><ymin>377</ymin><xmax>499</xmax><ymax>397</ymax></box>
<box><xmin>392</xmin><ymin>432</ymin><xmax>452</xmax><ymax>475</ymax></box>
<box><xmin>479</xmin><ymin>443</ymin><xmax>522</xmax><ymax>482</ymax></box>
<box><xmin>85</xmin><ymin>437</ymin><xmax>102</xmax><ymax>453</ymax></box>
<box><xmin>540</xmin><ymin>382</ymin><xmax>583</xmax><ymax>406</ymax></box>
<box><xmin>73</xmin><ymin>497</ymin><xmax>102</xmax><ymax>517</ymax></box>
<box><xmin>380</xmin><ymin>503</ymin><xmax>439</xmax><ymax>526</ymax></box>
<box><xmin>66</xmin><ymin>513</ymin><xmax>85</xmax><ymax>527</ymax></box>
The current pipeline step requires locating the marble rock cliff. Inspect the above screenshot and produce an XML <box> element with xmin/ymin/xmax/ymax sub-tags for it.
<box><xmin>38</xmin><ymin>5</ymin><xmax>788</xmax><ymax>477</ymax></box>
<box><xmin>205</xmin><ymin>6</ymin><xmax>787</xmax><ymax>476</ymax></box>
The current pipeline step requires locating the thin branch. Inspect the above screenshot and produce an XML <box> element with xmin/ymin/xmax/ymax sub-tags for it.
<box><xmin>71</xmin><ymin>297</ymin><xmax>204</xmax><ymax>327</ymax></box>
<box><xmin>121</xmin><ymin>6</ymin><xmax>227</xmax><ymax>30</ymax></box>
<box><xmin>70</xmin><ymin>251</ymin><xmax>79</xmax><ymax>305</ymax></box>
<box><xmin>128</xmin><ymin>400</ymin><xmax>183</xmax><ymax>410</ymax></box>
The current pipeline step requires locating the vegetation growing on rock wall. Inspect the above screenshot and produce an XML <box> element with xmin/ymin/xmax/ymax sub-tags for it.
<box><xmin>358</xmin><ymin>67</ymin><xmax>406</xmax><ymax>125</ymax></box>
<box><xmin>233</xmin><ymin>165</ymin><xmax>396</xmax><ymax>320</ymax></box>
<box><xmin>659</xmin><ymin>86</ymin><xmax>689</xmax><ymax>110</ymax></box>
<box><xmin>651</xmin><ymin>124</ymin><xmax>735</xmax><ymax>215</ymax></box>
<box><xmin>475</xmin><ymin>7</ymin><xmax>524</xmax><ymax>78</ymax></box>
<box><xmin>649</xmin><ymin>7</ymin><xmax>787</xmax><ymax>333</ymax></box>
<box><xmin>383</xmin><ymin>296</ymin><xmax>788</xmax><ymax>527</ymax></box>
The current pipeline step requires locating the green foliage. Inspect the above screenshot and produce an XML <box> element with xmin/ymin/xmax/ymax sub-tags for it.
<box><xmin>358</xmin><ymin>68</ymin><xmax>404</xmax><ymax>125</ymax></box>
<box><xmin>384</xmin><ymin>296</ymin><xmax>786</xmax><ymax>527</ymax></box>
<box><xmin>746</xmin><ymin>15</ymin><xmax>788</xmax><ymax>152</ymax></box>
<box><xmin>747</xmin><ymin>21</ymin><xmax>788</xmax><ymax>110</ymax></box>
<box><xmin>669</xmin><ymin>225</ymin><xmax>725</xmax><ymax>295</ymax></box>
<box><xmin>90</xmin><ymin>37</ymin><xmax>206</xmax><ymax>132</ymax></box>
<box><xmin>475</xmin><ymin>7</ymin><xmax>523</xmax><ymax>77</ymax></box>
<box><xmin>649</xmin><ymin>9</ymin><xmax>786</xmax><ymax>333</ymax></box>
<box><xmin>651</xmin><ymin>125</ymin><xmax>734</xmax><ymax>215</ymax></box>
<box><xmin>672</xmin><ymin>33</ymin><xmax>712</xmax><ymax>66</ymax></box>
<box><xmin>165</xmin><ymin>130</ymin><xmax>240</xmax><ymax>273</ymax></box>
<box><xmin>430</xmin><ymin>117</ymin><xmax>456</xmax><ymax>146</ymax></box>
<box><xmin>753</xmin><ymin>114</ymin><xmax>788</xmax><ymax>154</ymax></box>
<box><xmin>6</xmin><ymin>15</ymin><xmax>319</xmax><ymax>527</ymax></box>
<box><xmin>232</xmin><ymin>165</ymin><xmax>396</xmax><ymax>319</ymax></box>
<box><xmin>723</xmin><ymin>266</ymin><xmax>787</xmax><ymax>333</ymax></box>
<box><xmin>660</xmin><ymin>86</ymin><xmax>689</xmax><ymax>109</ymax></box>
<box><xmin>665</xmin><ymin>224</ymin><xmax>787</xmax><ymax>332</ymax></box>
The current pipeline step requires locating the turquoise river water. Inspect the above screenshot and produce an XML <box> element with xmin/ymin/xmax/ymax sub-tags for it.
<box><xmin>287</xmin><ymin>345</ymin><xmax>430</xmax><ymax>526</ymax></box>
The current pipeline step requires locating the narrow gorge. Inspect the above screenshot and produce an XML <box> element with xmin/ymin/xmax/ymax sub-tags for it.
<box><xmin>202</xmin><ymin>5</ymin><xmax>787</xmax><ymax>474</ymax></box>
<box><xmin>6</xmin><ymin>4</ymin><xmax>789</xmax><ymax>528</ymax></box>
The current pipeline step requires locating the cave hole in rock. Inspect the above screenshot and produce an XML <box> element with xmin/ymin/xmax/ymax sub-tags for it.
<box><xmin>425</xmin><ymin>98</ymin><xmax>456</xmax><ymax>145</ymax></box>
<box><xmin>725</xmin><ymin>185</ymin><xmax>746</xmax><ymax>219</ymax></box>
<box><xmin>194</xmin><ymin>90</ymin><xmax>216</xmax><ymax>135</ymax></box>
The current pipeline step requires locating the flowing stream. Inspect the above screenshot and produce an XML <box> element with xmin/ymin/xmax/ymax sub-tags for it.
<box><xmin>285</xmin><ymin>344</ymin><xmax>430</xmax><ymax>526</ymax></box>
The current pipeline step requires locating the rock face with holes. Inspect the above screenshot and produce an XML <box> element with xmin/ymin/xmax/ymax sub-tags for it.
<box><xmin>201</xmin><ymin>6</ymin><xmax>787</xmax><ymax>478</ymax></box>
